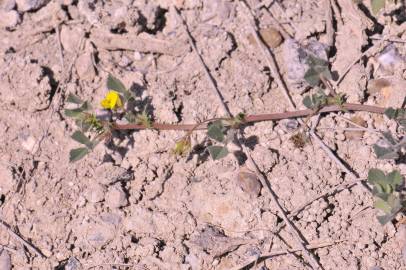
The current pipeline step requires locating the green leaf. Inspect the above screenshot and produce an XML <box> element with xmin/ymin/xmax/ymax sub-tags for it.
<box><xmin>304</xmin><ymin>67</ymin><xmax>321</xmax><ymax>86</ymax></box>
<box><xmin>66</xmin><ymin>93</ymin><xmax>83</xmax><ymax>104</ymax></box>
<box><xmin>69</xmin><ymin>147</ymin><xmax>89</xmax><ymax>162</ymax></box>
<box><xmin>71</xmin><ymin>131</ymin><xmax>93</xmax><ymax>148</ymax></box>
<box><xmin>368</xmin><ymin>168</ymin><xmax>386</xmax><ymax>185</ymax></box>
<box><xmin>372</xmin><ymin>144</ymin><xmax>399</xmax><ymax>159</ymax></box>
<box><xmin>374</xmin><ymin>198</ymin><xmax>392</xmax><ymax>213</ymax></box>
<box><xmin>207</xmin><ymin>121</ymin><xmax>225</xmax><ymax>142</ymax></box>
<box><xmin>303</xmin><ymin>96</ymin><xmax>313</xmax><ymax>109</ymax></box>
<box><xmin>208</xmin><ymin>145</ymin><xmax>229</xmax><ymax>160</ymax></box>
<box><xmin>65</xmin><ymin>108</ymin><xmax>84</xmax><ymax>118</ymax></box>
<box><xmin>372</xmin><ymin>185</ymin><xmax>385</xmax><ymax>196</ymax></box>
<box><xmin>382</xmin><ymin>132</ymin><xmax>397</xmax><ymax>145</ymax></box>
<box><xmin>304</xmin><ymin>55</ymin><xmax>331</xmax><ymax>86</ymax></box>
<box><xmin>377</xmin><ymin>213</ymin><xmax>395</xmax><ymax>225</ymax></box>
<box><xmin>371</xmin><ymin>0</ymin><xmax>385</xmax><ymax>14</ymax></box>
<box><xmin>384</xmin><ymin>107</ymin><xmax>397</xmax><ymax>119</ymax></box>
<box><xmin>107</xmin><ymin>74</ymin><xmax>127</xmax><ymax>94</ymax></box>
<box><xmin>387</xmin><ymin>170</ymin><xmax>402</xmax><ymax>186</ymax></box>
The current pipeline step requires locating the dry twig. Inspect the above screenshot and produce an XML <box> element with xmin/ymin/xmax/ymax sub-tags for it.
<box><xmin>231</xmin><ymin>240</ymin><xmax>346</xmax><ymax>270</ymax></box>
<box><xmin>0</xmin><ymin>219</ymin><xmax>45</xmax><ymax>258</ymax></box>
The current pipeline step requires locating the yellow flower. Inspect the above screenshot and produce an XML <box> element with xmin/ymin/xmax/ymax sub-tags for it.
<box><xmin>100</xmin><ymin>90</ymin><xmax>123</xmax><ymax>110</ymax></box>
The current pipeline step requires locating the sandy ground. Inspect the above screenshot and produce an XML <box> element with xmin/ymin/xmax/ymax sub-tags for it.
<box><xmin>0</xmin><ymin>0</ymin><xmax>406</xmax><ymax>269</ymax></box>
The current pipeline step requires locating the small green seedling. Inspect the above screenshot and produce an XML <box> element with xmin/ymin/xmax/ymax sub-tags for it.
<box><xmin>368</xmin><ymin>168</ymin><xmax>405</xmax><ymax>224</ymax></box>
<box><xmin>207</xmin><ymin>120</ymin><xmax>229</xmax><ymax>160</ymax></box>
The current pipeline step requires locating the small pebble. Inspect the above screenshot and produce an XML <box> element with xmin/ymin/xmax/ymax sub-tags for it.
<box><xmin>105</xmin><ymin>185</ymin><xmax>128</xmax><ymax>208</ymax></box>
<box><xmin>84</xmin><ymin>183</ymin><xmax>105</xmax><ymax>203</ymax></box>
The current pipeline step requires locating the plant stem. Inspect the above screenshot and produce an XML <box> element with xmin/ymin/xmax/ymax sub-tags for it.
<box><xmin>113</xmin><ymin>103</ymin><xmax>385</xmax><ymax>131</ymax></box>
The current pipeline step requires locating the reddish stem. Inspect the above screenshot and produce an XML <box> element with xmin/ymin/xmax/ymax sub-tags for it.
<box><xmin>113</xmin><ymin>103</ymin><xmax>386</xmax><ymax>131</ymax></box>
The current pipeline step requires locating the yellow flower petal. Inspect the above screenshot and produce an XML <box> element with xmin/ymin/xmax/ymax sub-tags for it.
<box><xmin>100</xmin><ymin>90</ymin><xmax>123</xmax><ymax>110</ymax></box>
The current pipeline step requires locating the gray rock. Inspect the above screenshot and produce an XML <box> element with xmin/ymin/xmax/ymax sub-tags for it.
<box><xmin>65</xmin><ymin>257</ymin><xmax>81</xmax><ymax>270</ymax></box>
<box><xmin>16</xmin><ymin>0</ymin><xmax>48</xmax><ymax>12</ymax></box>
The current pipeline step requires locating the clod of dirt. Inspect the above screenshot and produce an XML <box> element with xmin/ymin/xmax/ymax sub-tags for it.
<box><xmin>16</xmin><ymin>0</ymin><xmax>48</xmax><ymax>12</ymax></box>
<box><xmin>0</xmin><ymin>250</ymin><xmax>11</xmax><ymax>270</ymax></box>
<box><xmin>1</xmin><ymin>0</ymin><xmax>16</xmax><ymax>11</ymax></box>
<box><xmin>85</xmin><ymin>222</ymin><xmax>115</xmax><ymax>248</ymax></box>
<box><xmin>84</xmin><ymin>183</ymin><xmax>105</xmax><ymax>203</ymax></box>
<box><xmin>237</xmin><ymin>167</ymin><xmax>261</xmax><ymax>197</ymax></box>
<box><xmin>94</xmin><ymin>163</ymin><xmax>131</xmax><ymax>185</ymax></box>
<box><xmin>374</xmin><ymin>77</ymin><xmax>406</xmax><ymax>108</ymax></box>
<box><xmin>60</xmin><ymin>25</ymin><xmax>84</xmax><ymax>53</ymax></box>
<box><xmin>0</xmin><ymin>10</ymin><xmax>20</xmax><ymax>29</ymax></box>
<box><xmin>75</xmin><ymin>51</ymin><xmax>96</xmax><ymax>81</ymax></box>
<box><xmin>248</xmin><ymin>27</ymin><xmax>283</xmax><ymax>49</ymax></box>
<box><xmin>105</xmin><ymin>184</ymin><xmax>128</xmax><ymax>208</ymax></box>
<box><xmin>345</xmin><ymin>116</ymin><xmax>367</xmax><ymax>140</ymax></box>
<box><xmin>367</xmin><ymin>78</ymin><xmax>391</xmax><ymax>94</ymax></box>
<box><xmin>189</xmin><ymin>225</ymin><xmax>256</xmax><ymax>258</ymax></box>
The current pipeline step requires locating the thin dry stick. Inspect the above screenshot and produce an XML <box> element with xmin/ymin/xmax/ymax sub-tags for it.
<box><xmin>334</xmin><ymin>114</ymin><xmax>380</xmax><ymax>133</ymax></box>
<box><xmin>330</xmin><ymin>0</ymin><xmax>343</xmax><ymax>25</ymax></box>
<box><xmin>241</xmin><ymin>144</ymin><xmax>324</xmax><ymax>270</ymax></box>
<box><xmin>333</xmin><ymin>39</ymin><xmax>386</xmax><ymax>87</ymax></box>
<box><xmin>325</xmin><ymin>0</ymin><xmax>335</xmax><ymax>49</ymax></box>
<box><xmin>231</xmin><ymin>240</ymin><xmax>346</xmax><ymax>270</ymax></box>
<box><xmin>239</xmin><ymin>2</ymin><xmax>296</xmax><ymax>108</ymax></box>
<box><xmin>0</xmin><ymin>219</ymin><xmax>45</xmax><ymax>258</ymax></box>
<box><xmin>289</xmin><ymin>179</ymin><xmax>364</xmax><ymax>218</ymax></box>
<box><xmin>259</xmin><ymin>5</ymin><xmax>292</xmax><ymax>39</ymax></box>
<box><xmin>370</xmin><ymin>36</ymin><xmax>406</xmax><ymax>43</ymax></box>
<box><xmin>174</xmin><ymin>7</ymin><xmax>231</xmax><ymax>117</ymax></box>
<box><xmin>55</xmin><ymin>24</ymin><xmax>64</xmax><ymax>69</ymax></box>
<box><xmin>177</xmin><ymin>5</ymin><xmax>323</xmax><ymax>270</ymax></box>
